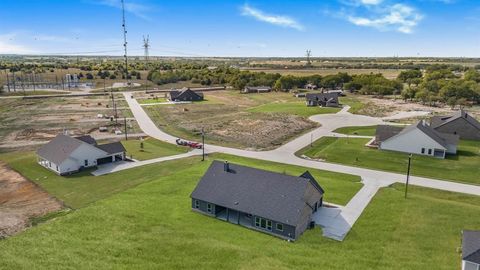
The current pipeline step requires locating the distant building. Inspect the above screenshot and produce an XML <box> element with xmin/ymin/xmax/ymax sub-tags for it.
<box><xmin>305</xmin><ymin>93</ymin><xmax>339</xmax><ymax>107</ymax></box>
<box><xmin>36</xmin><ymin>134</ymin><xmax>126</xmax><ymax>175</ymax></box>
<box><xmin>304</xmin><ymin>83</ymin><xmax>318</xmax><ymax>90</ymax></box>
<box><xmin>374</xmin><ymin>120</ymin><xmax>459</xmax><ymax>158</ymax></box>
<box><xmin>430</xmin><ymin>110</ymin><xmax>480</xmax><ymax>140</ymax></box>
<box><xmin>190</xmin><ymin>161</ymin><xmax>324</xmax><ymax>241</ymax></box>
<box><xmin>169</xmin><ymin>88</ymin><xmax>204</xmax><ymax>102</ymax></box>
<box><xmin>242</xmin><ymin>86</ymin><xmax>272</xmax><ymax>94</ymax></box>
<box><xmin>462</xmin><ymin>230</ymin><xmax>480</xmax><ymax>270</ymax></box>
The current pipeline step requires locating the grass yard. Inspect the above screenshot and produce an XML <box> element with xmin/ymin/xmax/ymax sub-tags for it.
<box><xmin>297</xmin><ymin>137</ymin><xmax>480</xmax><ymax>184</ymax></box>
<box><xmin>121</xmin><ymin>137</ymin><xmax>189</xmax><ymax>160</ymax></box>
<box><xmin>333</xmin><ymin>125</ymin><xmax>377</xmax><ymax>136</ymax></box>
<box><xmin>137</xmin><ymin>97</ymin><xmax>168</xmax><ymax>104</ymax></box>
<box><xmin>339</xmin><ymin>96</ymin><xmax>366</xmax><ymax>114</ymax></box>
<box><xmin>0</xmin><ymin>152</ymin><xmax>362</xmax><ymax>209</ymax></box>
<box><xmin>248</xmin><ymin>101</ymin><xmax>340</xmax><ymax>117</ymax></box>
<box><xmin>0</xmin><ymin>160</ymin><xmax>478</xmax><ymax>269</ymax></box>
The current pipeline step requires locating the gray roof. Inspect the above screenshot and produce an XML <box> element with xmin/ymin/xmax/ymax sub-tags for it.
<box><xmin>75</xmin><ymin>135</ymin><xmax>97</xmax><ymax>145</ymax></box>
<box><xmin>96</xmin><ymin>142</ymin><xmax>126</xmax><ymax>154</ymax></box>
<box><xmin>430</xmin><ymin>110</ymin><xmax>480</xmax><ymax>130</ymax></box>
<box><xmin>170</xmin><ymin>88</ymin><xmax>203</xmax><ymax>100</ymax></box>
<box><xmin>306</xmin><ymin>93</ymin><xmax>339</xmax><ymax>102</ymax></box>
<box><xmin>383</xmin><ymin>121</ymin><xmax>459</xmax><ymax>149</ymax></box>
<box><xmin>463</xmin><ymin>230</ymin><xmax>480</xmax><ymax>264</ymax></box>
<box><xmin>190</xmin><ymin>161</ymin><xmax>324</xmax><ymax>227</ymax></box>
<box><xmin>375</xmin><ymin>125</ymin><xmax>404</xmax><ymax>142</ymax></box>
<box><xmin>37</xmin><ymin>134</ymin><xmax>84</xmax><ymax>164</ymax></box>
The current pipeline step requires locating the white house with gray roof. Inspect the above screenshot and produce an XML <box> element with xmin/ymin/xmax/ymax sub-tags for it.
<box><xmin>36</xmin><ymin>134</ymin><xmax>126</xmax><ymax>175</ymax></box>
<box><xmin>430</xmin><ymin>110</ymin><xmax>480</xmax><ymax>140</ymax></box>
<box><xmin>462</xmin><ymin>230</ymin><xmax>480</xmax><ymax>270</ymax></box>
<box><xmin>374</xmin><ymin>120</ymin><xmax>459</xmax><ymax>159</ymax></box>
<box><xmin>190</xmin><ymin>161</ymin><xmax>324</xmax><ymax>241</ymax></box>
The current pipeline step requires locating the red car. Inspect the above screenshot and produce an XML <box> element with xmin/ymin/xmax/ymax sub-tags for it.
<box><xmin>176</xmin><ymin>138</ymin><xmax>203</xmax><ymax>149</ymax></box>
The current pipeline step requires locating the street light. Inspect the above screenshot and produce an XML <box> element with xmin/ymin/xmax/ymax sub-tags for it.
<box><xmin>405</xmin><ymin>153</ymin><xmax>413</xmax><ymax>199</ymax></box>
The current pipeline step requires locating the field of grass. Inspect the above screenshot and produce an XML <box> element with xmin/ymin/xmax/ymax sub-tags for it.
<box><xmin>297</xmin><ymin>137</ymin><xmax>480</xmax><ymax>184</ymax></box>
<box><xmin>246</xmin><ymin>68</ymin><xmax>403</xmax><ymax>79</ymax></box>
<box><xmin>0</xmin><ymin>157</ymin><xmax>478</xmax><ymax>269</ymax></box>
<box><xmin>0</xmin><ymin>152</ymin><xmax>362</xmax><ymax>209</ymax></box>
<box><xmin>339</xmin><ymin>96</ymin><xmax>366</xmax><ymax>114</ymax></box>
<box><xmin>121</xmin><ymin>137</ymin><xmax>188</xmax><ymax>160</ymax></box>
<box><xmin>333</xmin><ymin>126</ymin><xmax>377</xmax><ymax>136</ymax></box>
<box><xmin>137</xmin><ymin>97</ymin><xmax>168</xmax><ymax>104</ymax></box>
<box><xmin>0</xmin><ymin>90</ymin><xmax>71</xmax><ymax>96</ymax></box>
<box><xmin>248</xmin><ymin>101</ymin><xmax>340</xmax><ymax>117</ymax></box>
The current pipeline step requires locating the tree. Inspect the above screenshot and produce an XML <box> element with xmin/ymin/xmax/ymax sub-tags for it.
<box><xmin>464</xmin><ymin>69</ymin><xmax>480</xmax><ymax>83</ymax></box>
<box><xmin>86</xmin><ymin>73</ymin><xmax>94</xmax><ymax>80</ymax></box>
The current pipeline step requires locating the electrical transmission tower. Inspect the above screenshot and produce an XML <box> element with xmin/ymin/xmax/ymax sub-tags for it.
<box><xmin>121</xmin><ymin>0</ymin><xmax>129</xmax><ymax>83</ymax></box>
<box><xmin>306</xmin><ymin>50</ymin><xmax>312</xmax><ymax>66</ymax></box>
<box><xmin>143</xmin><ymin>35</ymin><xmax>150</xmax><ymax>62</ymax></box>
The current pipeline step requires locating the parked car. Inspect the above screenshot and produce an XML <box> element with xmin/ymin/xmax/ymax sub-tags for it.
<box><xmin>176</xmin><ymin>138</ymin><xmax>203</xmax><ymax>149</ymax></box>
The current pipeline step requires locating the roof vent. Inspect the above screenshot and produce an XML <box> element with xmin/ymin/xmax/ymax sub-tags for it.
<box><xmin>224</xmin><ymin>161</ymin><xmax>230</xmax><ymax>172</ymax></box>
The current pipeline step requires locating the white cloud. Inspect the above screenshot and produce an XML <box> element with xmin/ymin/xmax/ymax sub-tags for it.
<box><xmin>346</xmin><ymin>3</ymin><xmax>423</xmax><ymax>33</ymax></box>
<box><xmin>359</xmin><ymin>0</ymin><xmax>383</xmax><ymax>5</ymax></box>
<box><xmin>0</xmin><ymin>33</ymin><xmax>35</xmax><ymax>54</ymax></box>
<box><xmin>240</xmin><ymin>4</ymin><xmax>304</xmax><ymax>31</ymax></box>
<box><xmin>95</xmin><ymin>0</ymin><xmax>151</xmax><ymax>20</ymax></box>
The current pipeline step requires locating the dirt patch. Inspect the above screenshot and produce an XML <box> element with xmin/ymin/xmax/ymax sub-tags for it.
<box><xmin>0</xmin><ymin>162</ymin><xmax>63</xmax><ymax>238</ymax></box>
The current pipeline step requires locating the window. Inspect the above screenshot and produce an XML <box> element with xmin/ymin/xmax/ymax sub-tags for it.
<box><xmin>266</xmin><ymin>220</ymin><xmax>272</xmax><ymax>231</ymax></box>
<box><xmin>428</xmin><ymin>149</ymin><xmax>432</xmax><ymax>155</ymax></box>
<box><xmin>207</xmin><ymin>203</ymin><xmax>212</xmax><ymax>213</ymax></box>
<box><xmin>84</xmin><ymin>160</ymin><xmax>88</xmax><ymax>166</ymax></box>
<box><xmin>276</xmin><ymin>223</ymin><xmax>283</xmax><ymax>232</ymax></box>
<box><xmin>421</xmin><ymin>148</ymin><xmax>425</xmax><ymax>154</ymax></box>
<box><xmin>194</xmin><ymin>200</ymin><xmax>199</xmax><ymax>209</ymax></box>
<box><xmin>255</xmin><ymin>217</ymin><xmax>260</xmax><ymax>227</ymax></box>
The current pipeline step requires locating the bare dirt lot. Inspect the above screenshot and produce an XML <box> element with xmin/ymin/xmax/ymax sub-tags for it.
<box><xmin>0</xmin><ymin>161</ymin><xmax>63</xmax><ymax>238</ymax></box>
<box><xmin>145</xmin><ymin>91</ymin><xmax>319</xmax><ymax>150</ymax></box>
<box><xmin>0</xmin><ymin>95</ymin><xmax>141</xmax><ymax>150</ymax></box>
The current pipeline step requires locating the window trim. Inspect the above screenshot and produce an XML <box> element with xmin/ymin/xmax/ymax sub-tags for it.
<box><xmin>206</xmin><ymin>203</ymin><xmax>212</xmax><ymax>213</ymax></box>
<box><xmin>421</xmin><ymin>148</ymin><xmax>425</xmax><ymax>154</ymax></box>
<box><xmin>276</xmin><ymin>223</ymin><xmax>283</xmax><ymax>232</ymax></box>
<box><xmin>428</xmin><ymin>149</ymin><xmax>432</xmax><ymax>155</ymax></box>
<box><xmin>194</xmin><ymin>200</ymin><xmax>200</xmax><ymax>209</ymax></box>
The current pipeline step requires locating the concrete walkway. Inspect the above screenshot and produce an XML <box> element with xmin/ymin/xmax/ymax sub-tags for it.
<box><xmin>122</xmin><ymin>92</ymin><xmax>480</xmax><ymax>241</ymax></box>
<box><xmin>92</xmin><ymin>150</ymin><xmax>202</xmax><ymax>176</ymax></box>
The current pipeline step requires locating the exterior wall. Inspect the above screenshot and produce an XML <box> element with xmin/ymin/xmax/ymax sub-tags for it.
<box><xmin>295</xmin><ymin>183</ymin><xmax>322</xmax><ymax>238</ymax></box>
<box><xmin>191</xmin><ymin>198</ymin><xmax>297</xmax><ymax>240</ymax></box>
<box><xmin>435</xmin><ymin>118</ymin><xmax>480</xmax><ymax>140</ymax></box>
<box><xmin>58</xmin><ymin>158</ymin><xmax>80</xmax><ymax>175</ymax></box>
<box><xmin>69</xmin><ymin>143</ymin><xmax>108</xmax><ymax>169</ymax></box>
<box><xmin>380</xmin><ymin>128</ymin><xmax>446</xmax><ymax>158</ymax></box>
<box><xmin>463</xmin><ymin>260</ymin><xmax>480</xmax><ymax>270</ymax></box>
<box><xmin>38</xmin><ymin>157</ymin><xmax>60</xmax><ymax>174</ymax></box>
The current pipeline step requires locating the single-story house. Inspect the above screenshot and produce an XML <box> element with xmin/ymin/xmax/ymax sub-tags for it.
<box><xmin>36</xmin><ymin>134</ymin><xmax>126</xmax><ymax>175</ymax></box>
<box><xmin>374</xmin><ymin>120</ymin><xmax>459</xmax><ymax>158</ymax></box>
<box><xmin>304</xmin><ymin>83</ymin><xmax>318</xmax><ymax>90</ymax></box>
<box><xmin>430</xmin><ymin>110</ymin><xmax>480</xmax><ymax>140</ymax></box>
<box><xmin>190</xmin><ymin>161</ymin><xmax>324</xmax><ymax>241</ymax></box>
<box><xmin>242</xmin><ymin>86</ymin><xmax>272</xmax><ymax>94</ymax></box>
<box><xmin>305</xmin><ymin>93</ymin><xmax>339</xmax><ymax>107</ymax></box>
<box><xmin>169</xmin><ymin>88</ymin><xmax>204</xmax><ymax>102</ymax></box>
<box><xmin>462</xmin><ymin>230</ymin><xmax>480</xmax><ymax>270</ymax></box>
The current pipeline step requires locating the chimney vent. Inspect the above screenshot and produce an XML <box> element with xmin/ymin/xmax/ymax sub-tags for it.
<box><xmin>224</xmin><ymin>161</ymin><xmax>229</xmax><ymax>172</ymax></box>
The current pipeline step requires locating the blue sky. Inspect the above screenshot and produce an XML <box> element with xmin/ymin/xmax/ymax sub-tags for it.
<box><xmin>0</xmin><ymin>0</ymin><xmax>479</xmax><ymax>57</ymax></box>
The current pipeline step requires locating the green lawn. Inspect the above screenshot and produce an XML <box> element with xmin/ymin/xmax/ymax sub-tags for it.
<box><xmin>0</xmin><ymin>162</ymin><xmax>478</xmax><ymax>269</ymax></box>
<box><xmin>248</xmin><ymin>101</ymin><xmax>341</xmax><ymax>117</ymax></box>
<box><xmin>297</xmin><ymin>137</ymin><xmax>480</xmax><ymax>184</ymax></box>
<box><xmin>122</xmin><ymin>137</ymin><xmax>188</xmax><ymax>160</ymax></box>
<box><xmin>333</xmin><ymin>125</ymin><xmax>378</xmax><ymax>136</ymax></box>
<box><xmin>137</xmin><ymin>98</ymin><xmax>167</xmax><ymax>104</ymax></box>
<box><xmin>339</xmin><ymin>96</ymin><xmax>365</xmax><ymax>114</ymax></box>
<box><xmin>0</xmin><ymin>152</ymin><xmax>361</xmax><ymax>209</ymax></box>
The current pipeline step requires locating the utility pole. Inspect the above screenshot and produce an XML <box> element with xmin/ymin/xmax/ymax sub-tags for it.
<box><xmin>310</xmin><ymin>133</ymin><xmax>313</xmax><ymax>147</ymax></box>
<box><xmin>121</xmin><ymin>0</ymin><xmax>129</xmax><ymax>85</ymax></box>
<box><xmin>12</xmin><ymin>70</ymin><xmax>16</xmax><ymax>92</ymax></box>
<box><xmin>124</xmin><ymin>117</ymin><xmax>128</xmax><ymax>140</ymax></box>
<box><xmin>202</xmin><ymin>127</ymin><xmax>205</xmax><ymax>161</ymax></box>
<box><xmin>143</xmin><ymin>35</ymin><xmax>150</xmax><ymax>93</ymax></box>
<box><xmin>5</xmin><ymin>70</ymin><xmax>10</xmax><ymax>92</ymax></box>
<box><xmin>32</xmin><ymin>71</ymin><xmax>36</xmax><ymax>92</ymax></box>
<box><xmin>405</xmin><ymin>154</ymin><xmax>412</xmax><ymax>199</ymax></box>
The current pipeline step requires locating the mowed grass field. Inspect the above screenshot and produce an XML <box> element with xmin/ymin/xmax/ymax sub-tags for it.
<box><xmin>333</xmin><ymin>125</ymin><xmax>378</xmax><ymax>136</ymax></box>
<box><xmin>122</xmin><ymin>137</ymin><xmax>188</xmax><ymax>160</ymax></box>
<box><xmin>297</xmin><ymin>137</ymin><xmax>480</xmax><ymax>184</ymax></box>
<box><xmin>0</xmin><ymin>152</ymin><xmax>362</xmax><ymax>209</ymax></box>
<box><xmin>248</xmin><ymin>101</ymin><xmax>340</xmax><ymax>117</ymax></box>
<box><xmin>0</xmin><ymin>153</ymin><xmax>479</xmax><ymax>269</ymax></box>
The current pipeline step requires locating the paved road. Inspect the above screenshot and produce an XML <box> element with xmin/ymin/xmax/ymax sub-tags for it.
<box><xmin>122</xmin><ymin>92</ymin><xmax>480</xmax><ymax>241</ymax></box>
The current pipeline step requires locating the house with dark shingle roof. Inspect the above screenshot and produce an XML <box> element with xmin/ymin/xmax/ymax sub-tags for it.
<box><xmin>462</xmin><ymin>230</ymin><xmax>480</xmax><ymax>270</ymax></box>
<box><xmin>169</xmin><ymin>88</ymin><xmax>204</xmax><ymax>102</ymax></box>
<box><xmin>242</xmin><ymin>86</ymin><xmax>272</xmax><ymax>94</ymax></box>
<box><xmin>36</xmin><ymin>134</ymin><xmax>126</xmax><ymax>175</ymax></box>
<box><xmin>305</xmin><ymin>93</ymin><xmax>339</xmax><ymax>107</ymax></box>
<box><xmin>374</xmin><ymin>120</ymin><xmax>459</xmax><ymax>158</ymax></box>
<box><xmin>430</xmin><ymin>110</ymin><xmax>480</xmax><ymax>140</ymax></box>
<box><xmin>190</xmin><ymin>161</ymin><xmax>324</xmax><ymax>241</ymax></box>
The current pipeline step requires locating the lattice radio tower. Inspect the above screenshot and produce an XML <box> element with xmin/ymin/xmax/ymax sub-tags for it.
<box><xmin>306</xmin><ymin>49</ymin><xmax>312</xmax><ymax>66</ymax></box>
<box><xmin>143</xmin><ymin>35</ymin><xmax>150</xmax><ymax>62</ymax></box>
<box><xmin>121</xmin><ymin>0</ymin><xmax>129</xmax><ymax>82</ymax></box>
